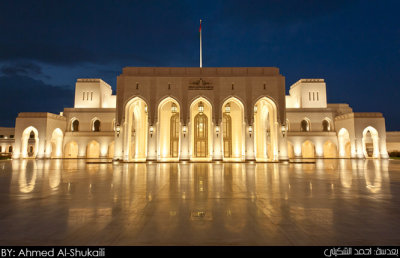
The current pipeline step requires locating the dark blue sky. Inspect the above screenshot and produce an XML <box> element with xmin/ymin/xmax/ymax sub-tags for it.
<box><xmin>0</xmin><ymin>0</ymin><xmax>399</xmax><ymax>130</ymax></box>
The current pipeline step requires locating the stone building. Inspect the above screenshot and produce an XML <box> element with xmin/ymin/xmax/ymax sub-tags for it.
<box><xmin>6</xmin><ymin>67</ymin><xmax>394</xmax><ymax>161</ymax></box>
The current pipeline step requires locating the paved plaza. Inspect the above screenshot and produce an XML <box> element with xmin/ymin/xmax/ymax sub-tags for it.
<box><xmin>0</xmin><ymin>159</ymin><xmax>399</xmax><ymax>246</ymax></box>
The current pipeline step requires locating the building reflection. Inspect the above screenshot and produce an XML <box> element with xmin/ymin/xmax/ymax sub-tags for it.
<box><xmin>5</xmin><ymin>158</ymin><xmax>394</xmax><ymax>241</ymax></box>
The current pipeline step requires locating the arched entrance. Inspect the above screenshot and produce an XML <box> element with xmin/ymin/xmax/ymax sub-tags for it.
<box><xmin>108</xmin><ymin>141</ymin><xmax>115</xmax><ymax>158</ymax></box>
<box><xmin>302</xmin><ymin>140</ymin><xmax>315</xmax><ymax>158</ymax></box>
<box><xmin>222</xmin><ymin>97</ymin><xmax>244</xmax><ymax>161</ymax></box>
<box><xmin>157</xmin><ymin>97</ymin><xmax>180</xmax><ymax>161</ymax></box>
<box><xmin>21</xmin><ymin>126</ymin><xmax>39</xmax><ymax>158</ymax></box>
<box><xmin>190</xmin><ymin>97</ymin><xmax>212</xmax><ymax>161</ymax></box>
<box><xmin>124</xmin><ymin>97</ymin><xmax>148</xmax><ymax>161</ymax></box>
<box><xmin>287</xmin><ymin>141</ymin><xmax>295</xmax><ymax>159</ymax></box>
<box><xmin>87</xmin><ymin>140</ymin><xmax>100</xmax><ymax>158</ymax></box>
<box><xmin>254</xmin><ymin>97</ymin><xmax>279</xmax><ymax>161</ymax></box>
<box><xmin>338</xmin><ymin>128</ymin><xmax>352</xmax><ymax>158</ymax></box>
<box><xmin>64</xmin><ymin>141</ymin><xmax>78</xmax><ymax>158</ymax></box>
<box><xmin>50</xmin><ymin>128</ymin><xmax>63</xmax><ymax>158</ymax></box>
<box><xmin>323</xmin><ymin>140</ymin><xmax>337</xmax><ymax>158</ymax></box>
<box><xmin>362</xmin><ymin>126</ymin><xmax>380</xmax><ymax>158</ymax></box>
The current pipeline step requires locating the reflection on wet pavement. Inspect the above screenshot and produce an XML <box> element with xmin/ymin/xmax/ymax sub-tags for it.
<box><xmin>0</xmin><ymin>159</ymin><xmax>399</xmax><ymax>245</ymax></box>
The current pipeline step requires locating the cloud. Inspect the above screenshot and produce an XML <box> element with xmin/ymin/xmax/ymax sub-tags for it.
<box><xmin>1</xmin><ymin>62</ymin><xmax>44</xmax><ymax>77</ymax></box>
<box><xmin>0</xmin><ymin>75</ymin><xmax>74</xmax><ymax>127</ymax></box>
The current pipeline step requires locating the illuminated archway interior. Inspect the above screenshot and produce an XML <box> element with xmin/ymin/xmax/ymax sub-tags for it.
<box><xmin>21</xmin><ymin>126</ymin><xmax>39</xmax><ymax>158</ymax></box>
<box><xmin>362</xmin><ymin>126</ymin><xmax>380</xmax><ymax>158</ymax></box>
<box><xmin>108</xmin><ymin>141</ymin><xmax>115</xmax><ymax>158</ymax></box>
<box><xmin>287</xmin><ymin>141</ymin><xmax>295</xmax><ymax>159</ymax></box>
<box><xmin>158</xmin><ymin>97</ymin><xmax>180</xmax><ymax>161</ymax></box>
<box><xmin>190</xmin><ymin>97</ymin><xmax>212</xmax><ymax>161</ymax></box>
<box><xmin>254</xmin><ymin>97</ymin><xmax>278</xmax><ymax>161</ymax></box>
<box><xmin>338</xmin><ymin>128</ymin><xmax>351</xmax><ymax>158</ymax></box>
<box><xmin>124</xmin><ymin>97</ymin><xmax>148</xmax><ymax>161</ymax></box>
<box><xmin>87</xmin><ymin>140</ymin><xmax>100</xmax><ymax>158</ymax></box>
<box><xmin>64</xmin><ymin>141</ymin><xmax>78</xmax><ymax>158</ymax></box>
<box><xmin>302</xmin><ymin>140</ymin><xmax>315</xmax><ymax>158</ymax></box>
<box><xmin>222</xmin><ymin>98</ymin><xmax>244</xmax><ymax>161</ymax></box>
<box><xmin>50</xmin><ymin>128</ymin><xmax>63</xmax><ymax>158</ymax></box>
<box><xmin>323</xmin><ymin>140</ymin><xmax>337</xmax><ymax>158</ymax></box>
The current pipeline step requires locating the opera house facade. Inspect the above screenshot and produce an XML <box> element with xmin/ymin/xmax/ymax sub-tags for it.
<box><xmin>0</xmin><ymin>67</ymin><xmax>396</xmax><ymax>162</ymax></box>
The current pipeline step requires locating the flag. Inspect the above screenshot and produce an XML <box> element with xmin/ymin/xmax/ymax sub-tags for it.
<box><xmin>199</xmin><ymin>20</ymin><xmax>202</xmax><ymax>33</ymax></box>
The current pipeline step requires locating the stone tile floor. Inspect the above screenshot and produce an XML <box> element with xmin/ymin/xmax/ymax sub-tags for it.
<box><xmin>0</xmin><ymin>159</ymin><xmax>399</xmax><ymax>246</ymax></box>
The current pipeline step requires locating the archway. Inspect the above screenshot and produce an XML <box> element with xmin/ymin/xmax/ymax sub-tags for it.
<box><xmin>70</xmin><ymin>118</ymin><xmax>79</xmax><ymax>132</ymax></box>
<box><xmin>254</xmin><ymin>97</ymin><xmax>279</xmax><ymax>161</ymax></box>
<box><xmin>92</xmin><ymin>118</ymin><xmax>101</xmax><ymax>132</ymax></box>
<box><xmin>301</xmin><ymin>118</ymin><xmax>310</xmax><ymax>132</ymax></box>
<box><xmin>362</xmin><ymin>126</ymin><xmax>380</xmax><ymax>158</ymax></box>
<box><xmin>124</xmin><ymin>97</ymin><xmax>148</xmax><ymax>161</ymax></box>
<box><xmin>87</xmin><ymin>140</ymin><xmax>100</xmax><ymax>158</ymax></box>
<box><xmin>338</xmin><ymin>128</ymin><xmax>351</xmax><ymax>158</ymax></box>
<box><xmin>64</xmin><ymin>141</ymin><xmax>78</xmax><ymax>158</ymax></box>
<box><xmin>50</xmin><ymin>128</ymin><xmax>63</xmax><ymax>158</ymax></box>
<box><xmin>322</xmin><ymin>119</ymin><xmax>331</xmax><ymax>132</ymax></box>
<box><xmin>190</xmin><ymin>97</ymin><xmax>212</xmax><ymax>161</ymax></box>
<box><xmin>323</xmin><ymin>140</ymin><xmax>337</xmax><ymax>158</ymax></box>
<box><xmin>157</xmin><ymin>97</ymin><xmax>180</xmax><ymax>161</ymax></box>
<box><xmin>108</xmin><ymin>141</ymin><xmax>115</xmax><ymax>158</ymax></box>
<box><xmin>222</xmin><ymin>97</ymin><xmax>244</xmax><ymax>161</ymax></box>
<box><xmin>287</xmin><ymin>141</ymin><xmax>295</xmax><ymax>159</ymax></box>
<box><xmin>21</xmin><ymin>126</ymin><xmax>39</xmax><ymax>158</ymax></box>
<box><xmin>302</xmin><ymin>140</ymin><xmax>315</xmax><ymax>158</ymax></box>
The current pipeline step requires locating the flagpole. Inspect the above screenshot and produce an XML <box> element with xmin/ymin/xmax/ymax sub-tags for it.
<box><xmin>200</xmin><ymin>19</ymin><xmax>202</xmax><ymax>68</ymax></box>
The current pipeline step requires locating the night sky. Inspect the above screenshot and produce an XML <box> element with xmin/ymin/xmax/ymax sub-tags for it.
<box><xmin>0</xmin><ymin>1</ymin><xmax>399</xmax><ymax>130</ymax></box>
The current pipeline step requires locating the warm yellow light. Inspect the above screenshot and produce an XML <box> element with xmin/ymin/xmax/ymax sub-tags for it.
<box><xmin>171</xmin><ymin>103</ymin><xmax>177</xmax><ymax>113</ymax></box>
<box><xmin>224</xmin><ymin>103</ymin><xmax>231</xmax><ymax>113</ymax></box>
<box><xmin>198</xmin><ymin>102</ymin><xmax>204</xmax><ymax>113</ymax></box>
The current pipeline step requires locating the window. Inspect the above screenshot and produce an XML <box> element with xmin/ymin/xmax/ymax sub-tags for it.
<box><xmin>0</xmin><ymin>146</ymin><xmax>2</xmax><ymax>152</ymax></box>
<box><xmin>29</xmin><ymin>131</ymin><xmax>35</xmax><ymax>139</ymax></box>
<box><xmin>322</xmin><ymin>120</ymin><xmax>330</xmax><ymax>132</ymax></box>
<box><xmin>8</xmin><ymin>146</ymin><xmax>12</xmax><ymax>152</ymax></box>
<box><xmin>93</xmin><ymin>120</ymin><xmax>100</xmax><ymax>132</ymax></box>
<box><xmin>72</xmin><ymin>120</ymin><xmax>79</xmax><ymax>132</ymax></box>
<box><xmin>10</xmin><ymin>135</ymin><xmax>14</xmax><ymax>139</ymax></box>
<box><xmin>301</xmin><ymin>120</ymin><xmax>310</xmax><ymax>132</ymax></box>
<box><xmin>170</xmin><ymin>114</ymin><xmax>179</xmax><ymax>157</ymax></box>
<box><xmin>309</xmin><ymin>92</ymin><xmax>311</xmax><ymax>101</ymax></box>
<box><xmin>194</xmin><ymin>113</ymin><xmax>208</xmax><ymax>157</ymax></box>
<box><xmin>0</xmin><ymin>135</ymin><xmax>3</xmax><ymax>138</ymax></box>
<box><xmin>223</xmin><ymin>113</ymin><xmax>232</xmax><ymax>158</ymax></box>
<box><xmin>317</xmin><ymin>92</ymin><xmax>319</xmax><ymax>101</ymax></box>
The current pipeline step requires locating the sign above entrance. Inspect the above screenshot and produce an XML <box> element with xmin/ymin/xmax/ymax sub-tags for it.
<box><xmin>188</xmin><ymin>78</ymin><xmax>213</xmax><ymax>90</ymax></box>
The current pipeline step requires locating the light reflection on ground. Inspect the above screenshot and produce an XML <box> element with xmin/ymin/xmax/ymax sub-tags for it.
<box><xmin>0</xmin><ymin>159</ymin><xmax>399</xmax><ymax>245</ymax></box>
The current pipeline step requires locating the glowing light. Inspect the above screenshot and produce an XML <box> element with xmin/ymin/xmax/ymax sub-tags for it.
<box><xmin>171</xmin><ymin>103</ymin><xmax>177</xmax><ymax>113</ymax></box>
<box><xmin>224</xmin><ymin>103</ymin><xmax>231</xmax><ymax>113</ymax></box>
<box><xmin>198</xmin><ymin>101</ymin><xmax>204</xmax><ymax>113</ymax></box>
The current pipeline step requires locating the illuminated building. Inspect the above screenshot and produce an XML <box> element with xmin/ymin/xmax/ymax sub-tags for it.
<box><xmin>5</xmin><ymin>67</ymin><xmax>399</xmax><ymax>160</ymax></box>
